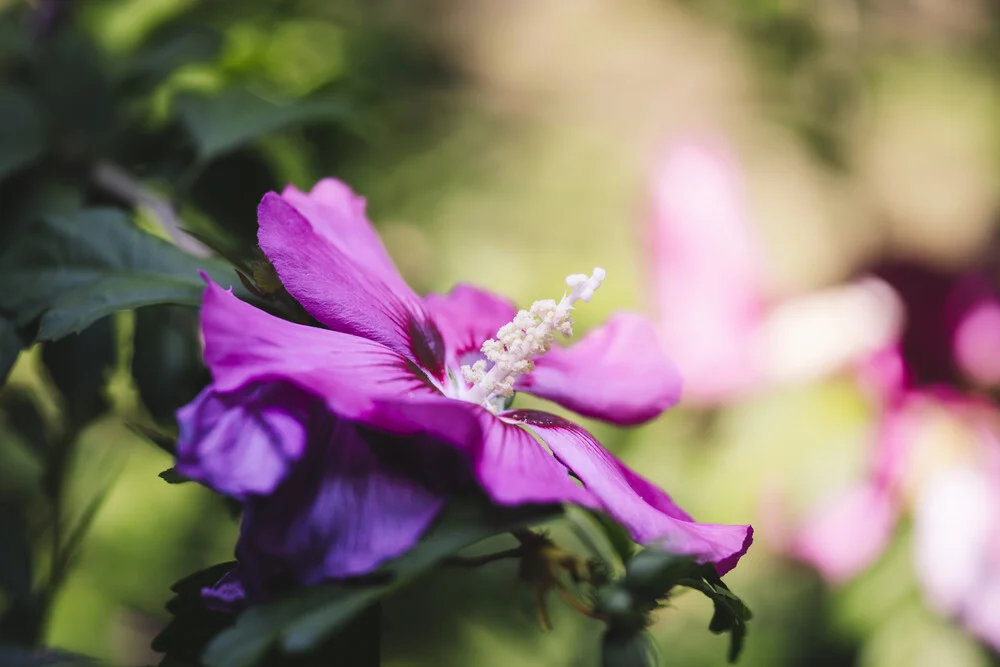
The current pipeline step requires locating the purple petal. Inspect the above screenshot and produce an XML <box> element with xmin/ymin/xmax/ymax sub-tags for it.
<box><xmin>279</xmin><ymin>179</ymin><xmax>406</xmax><ymax>293</ymax></box>
<box><xmin>202</xmin><ymin>569</ymin><xmax>248</xmax><ymax>613</ymax></box>
<box><xmin>257</xmin><ymin>190</ymin><xmax>446</xmax><ymax>377</ymax></box>
<box><xmin>363</xmin><ymin>397</ymin><xmax>598</xmax><ymax>509</ymax></box>
<box><xmin>510</xmin><ymin>409</ymin><xmax>752</xmax><ymax>574</ymax></box>
<box><xmin>200</xmin><ymin>280</ymin><xmax>437</xmax><ymax>419</ymax></box>
<box><xmin>175</xmin><ymin>382</ymin><xmax>322</xmax><ymax>498</ymax></box>
<box><xmin>424</xmin><ymin>284</ymin><xmax>516</xmax><ymax>363</ymax></box>
<box><xmin>236</xmin><ymin>417</ymin><xmax>451</xmax><ymax>583</ymax></box>
<box><xmin>516</xmin><ymin>313</ymin><xmax>682</xmax><ymax>426</ymax></box>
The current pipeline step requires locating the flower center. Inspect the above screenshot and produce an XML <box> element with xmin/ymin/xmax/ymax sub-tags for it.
<box><xmin>459</xmin><ymin>268</ymin><xmax>606</xmax><ymax>412</ymax></box>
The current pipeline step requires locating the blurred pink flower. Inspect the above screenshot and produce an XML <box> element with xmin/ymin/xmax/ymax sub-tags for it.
<box><xmin>647</xmin><ymin>138</ymin><xmax>767</xmax><ymax>405</ymax></box>
<box><xmin>646</xmin><ymin>136</ymin><xmax>901</xmax><ymax>406</ymax></box>
<box><xmin>791</xmin><ymin>263</ymin><xmax>1000</xmax><ymax>650</ymax></box>
<box><xmin>646</xmin><ymin>133</ymin><xmax>1000</xmax><ymax>648</ymax></box>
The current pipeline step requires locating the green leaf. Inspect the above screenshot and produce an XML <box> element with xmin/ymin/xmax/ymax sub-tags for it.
<box><xmin>176</xmin><ymin>88</ymin><xmax>358</xmax><ymax>161</ymax></box>
<box><xmin>0</xmin><ymin>208</ymin><xmax>234</xmax><ymax>341</ymax></box>
<box><xmin>203</xmin><ymin>499</ymin><xmax>560</xmax><ymax>667</ymax></box>
<box><xmin>41</xmin><ymin>317</ymin><xmax>116</xmax><ymax>427</ymax></box>
<box><xmin>678</xmin><ymin>570</ymin><xmax>753</xmax><ymax>663</ymax></box>
<box><xmin>0</xmin><ymin>504</ymin><xmax>33</xmax><ymax>601</ymax></box>
<box><xmin>124</xmin><ymin>27</ymin><xmax>222</xmax><ymax>90</ymax></box>
<box><xmin>132</xmin><ymin>305</ymin><xmax>209</xmax><ymax>422</ymax></box>
<box><xmin>622</xmin><ymin>549</ymin><xmax>699</xmax><ymax>602</ymax></box>
<box><xmin>0</xmin><ymin>317</ymin><xmax>26</xmax><ymax>386</ymax></box>
<box><xmin>0</xmin><ymin>89</ymin><xmax>45</xmax><ymax>181</ymax></box>
<box><xmin>0</xmin><ymin>389</ymin><xmax>49</xmax><ymax>460</ymax></box>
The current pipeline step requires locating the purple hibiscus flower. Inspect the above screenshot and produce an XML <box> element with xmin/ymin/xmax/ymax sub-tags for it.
<box><xmin>175</xmin><ymin>178</ymin><xmax>753</xmax><ymax>599</ymax></box>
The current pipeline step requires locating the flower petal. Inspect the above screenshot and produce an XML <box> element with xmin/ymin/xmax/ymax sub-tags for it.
<box><xmin>258</xmin><ymin>191</ymin><xmax>446</xmax><ymax>377</ymax></box>
<box><xmin>175</xmin><ymin>382</ymin><xmax>321</xmax><ymax>498</ymax></box>
<box><xmin>363</xmin><ymin>397</ymin><xmax>598</xmax><ymax>509</ymax></box>
<box><xmin>236</xmin><ymin>417</ymin><xmax>450</xmax><ymax>584</ymax></box>
<box><xmin>423</xmin><ymin>284</ymin><xmax>516</xmax><ymax>363</ymax></box>
<box><xmin>200</xmin><ymin>280</ymin><xmax>437</xmax><ymax>419</ymax></box>
<box><xmin>279</xmin><ymin>179</ymin><xmax>405</xmax><ymax>292</ymax></box>
<box><xmin>516</xmin><ymin>313</ymin><xmax>681</xmax><ymax>425</ymax></box>
<box><xmin>510</xmin><ymin>409</ymin><xmax>752</xmax><ymax>574</ymax></box>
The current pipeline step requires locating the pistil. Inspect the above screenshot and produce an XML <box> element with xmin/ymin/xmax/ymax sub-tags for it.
<box><xmin>462</xmin><ymin>268</ymin><xmax>606</xmax><ymax>411</ymax></box>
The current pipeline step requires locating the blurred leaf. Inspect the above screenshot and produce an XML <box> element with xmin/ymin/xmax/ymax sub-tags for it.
<box><xmin>41</xmin><ymin>317</ymin><xmax>116</xmax><ymax>427</ymax></box>
<box><xmin>0</xmin><ymin>208</ymin><xmax>234</xmax><ymax>341</ymax></box>
<box><xmin>0</xmin><ymin>504</ymin><xmax>33</xmax><ymax>601</ymax></box>
<box><xmin>127</xmin><ymin>422</ymin><xmax>176</xmax><ymax>455</ymax></box>
<box><xmin>177</xmin><ymin>88</ymin><xmax>358</xmax><ymax>161</ymax></box>
<box><xmin>0</xmin><ymin>389</ymin><xmax>48</xmax><ymax>459</ymax></box>
<box><xmin>590</xmin><ymin>511</ymin><xmax>637</xmax><ymax>566</ymax></box>
<box><xmin>35</xmin><ymin>36</ymin><xmax>115</xmax><ymax>150</ymax></box>
<box><xmin>0</xmin><ymin>643</ymin><xmax>100</xmax><ymax>666</ymax></box>
<box><xmin>125</xmin><ymin>26</ymin><xmax>222</xmax><ymax>90</ymax></box>
<box><xmin>601</xmin><ymin>629</ymin><xmax>657</xmax><ymax>667</ymax></box>
<box><xmin>202</xmin><ymin>499</ymin><xmax>561</xmax><ymax>667</ymax></box>
<box><xmin>0</xmin><ymin>317</ymin><xmax>26</xmax><ymax>385</ymax></box>
<box><xmin>132</xmin><ymin>305</ymin><xmax>209</xmax><ymax>422</ymax></box>
<box><xmin>0</xmin><ymin>89</ymin><xmax>45</xmax><ymax>181</ymax></box>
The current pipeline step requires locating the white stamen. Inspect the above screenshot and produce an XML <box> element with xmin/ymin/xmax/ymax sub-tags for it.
<box><xmin>461</xmin><ymin>268</ymin><xmax>606</xmax><ymax>411</ymax></box>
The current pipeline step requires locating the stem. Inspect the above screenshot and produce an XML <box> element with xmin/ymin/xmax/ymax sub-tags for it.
<box><xmin>90</xmin><ymin>161</ymin><xmax>212</xmax><ymax>258</ymax></box>
<box><xmin>442</xmin><ymin>547</ymin><xmax>525</xmax><ymax>567</ymax></box>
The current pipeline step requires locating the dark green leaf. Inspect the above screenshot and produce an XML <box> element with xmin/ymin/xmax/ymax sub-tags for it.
<box><xmin>622</xmin><ymin>548</ymin><xmax>698</xmax><ymax>602</ymax></box>
<box><xmin>0</xmin><ymin>89</ymin><xmax>45</xmax><ymax>181</ymax></box>
<box><xmin>203</xmin><ymin>500</ymin><xmax>560</xmax><ymax>667</ymax></box>
<box><xmin>153</xmin><ymin>562</ymin><xmax>238</xmax><ymax>664</ymax></box>
<box><xmin>176</xmin><ymin>88</ymin><xmax>358</xmax><ymax>160</ymax></box>
<box><xmin>0</xmin><ymin>208</ymin><xmax>234</xmax><ymax>341</ymax></box>
<box><xmin>124</xmin><ymin>27</ymin><xmax>222</xmax><ymax>90</ymax></box>
<box><xmin>0</xmin><ymin>504</ymin><xmax>33</xmax><ymax>601</ymax></box>
<box><xmin>0</xmin><ymin>317</ymin><xmax>26</xmax><ymax>383</ymax></box>
<box><xmin>0</xmin><ymin>389</ymin><xmax>48</xmax><ymax>459</ymax></box>
<box><xmin>41</xmin><ymin>317</ymin><xmax>116</xmax><ymax>427</ymax></box>
<box><xmin>678</xmin><ymin>570</ymin><xmax>752</xmax><ymax>663</ymax></box>
<box><xmin>159</xmin><ymin>468</ymin><xmax>189</xmax><ymax>484</ymax></box>
<box><xmin>132</xmin><ymin>305</ymin><xmax>209</xmax><ymax>422</ymax></box>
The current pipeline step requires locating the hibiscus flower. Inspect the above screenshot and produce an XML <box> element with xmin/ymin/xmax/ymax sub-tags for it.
<box><xmin>175</xmin><ymin>178</ymin><xmax>753</xmax><ymax>597</ymax></box>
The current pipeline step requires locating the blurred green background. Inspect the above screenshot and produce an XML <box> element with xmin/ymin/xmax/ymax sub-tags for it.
<box><xmin>2</xmin><ymin>0</ymin><xmax>1000</xmax><ymax>665</ymax></box>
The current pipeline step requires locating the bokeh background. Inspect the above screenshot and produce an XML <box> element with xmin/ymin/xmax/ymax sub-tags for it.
<box><xmin>2</xmin><ymin>0</ymin><xmax>1000</xmax><ymax>665</ymax></box>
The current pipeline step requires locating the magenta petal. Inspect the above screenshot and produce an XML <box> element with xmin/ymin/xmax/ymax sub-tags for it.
<box><xmin>279</xmin><ymin>179</ymin><xmax>406</xmax><ymax>293</ymax></box>
<box><xmin>510</xmin><ymin>409</ymin><xmax>752</xmax><ymax>574</ymax></box>
<box><xmin>257</xmin><ymin>191</ymin><xmax>445</xmax><ymax>375</ymax></box>
<box><xmin>175</xmin><ymin>382</ymin><xmax>319</xmax><ymax>498</ymax></box>
<box><xmin>363</xmin><ymin>397</ymin><xmax>599</xmax><ymax>510</ymax></box>
<box><xmin>424</xmin><ymin>284</ymin><xmax>516</xmax><ymax>363</ymax></box>
<box><xmin>237</xmin><ymin>418</ymin><xmax>449</xmax><ymax>583</ymax></box>
<box><xmin>516</xmin><ymin>313</ymin><xmax>682</xmax><ymax>425</ymax></box>
<box><xmin>200</xmin><ymin>280</ymin><xmax>437</xmax><ymax>419</ymax></box>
